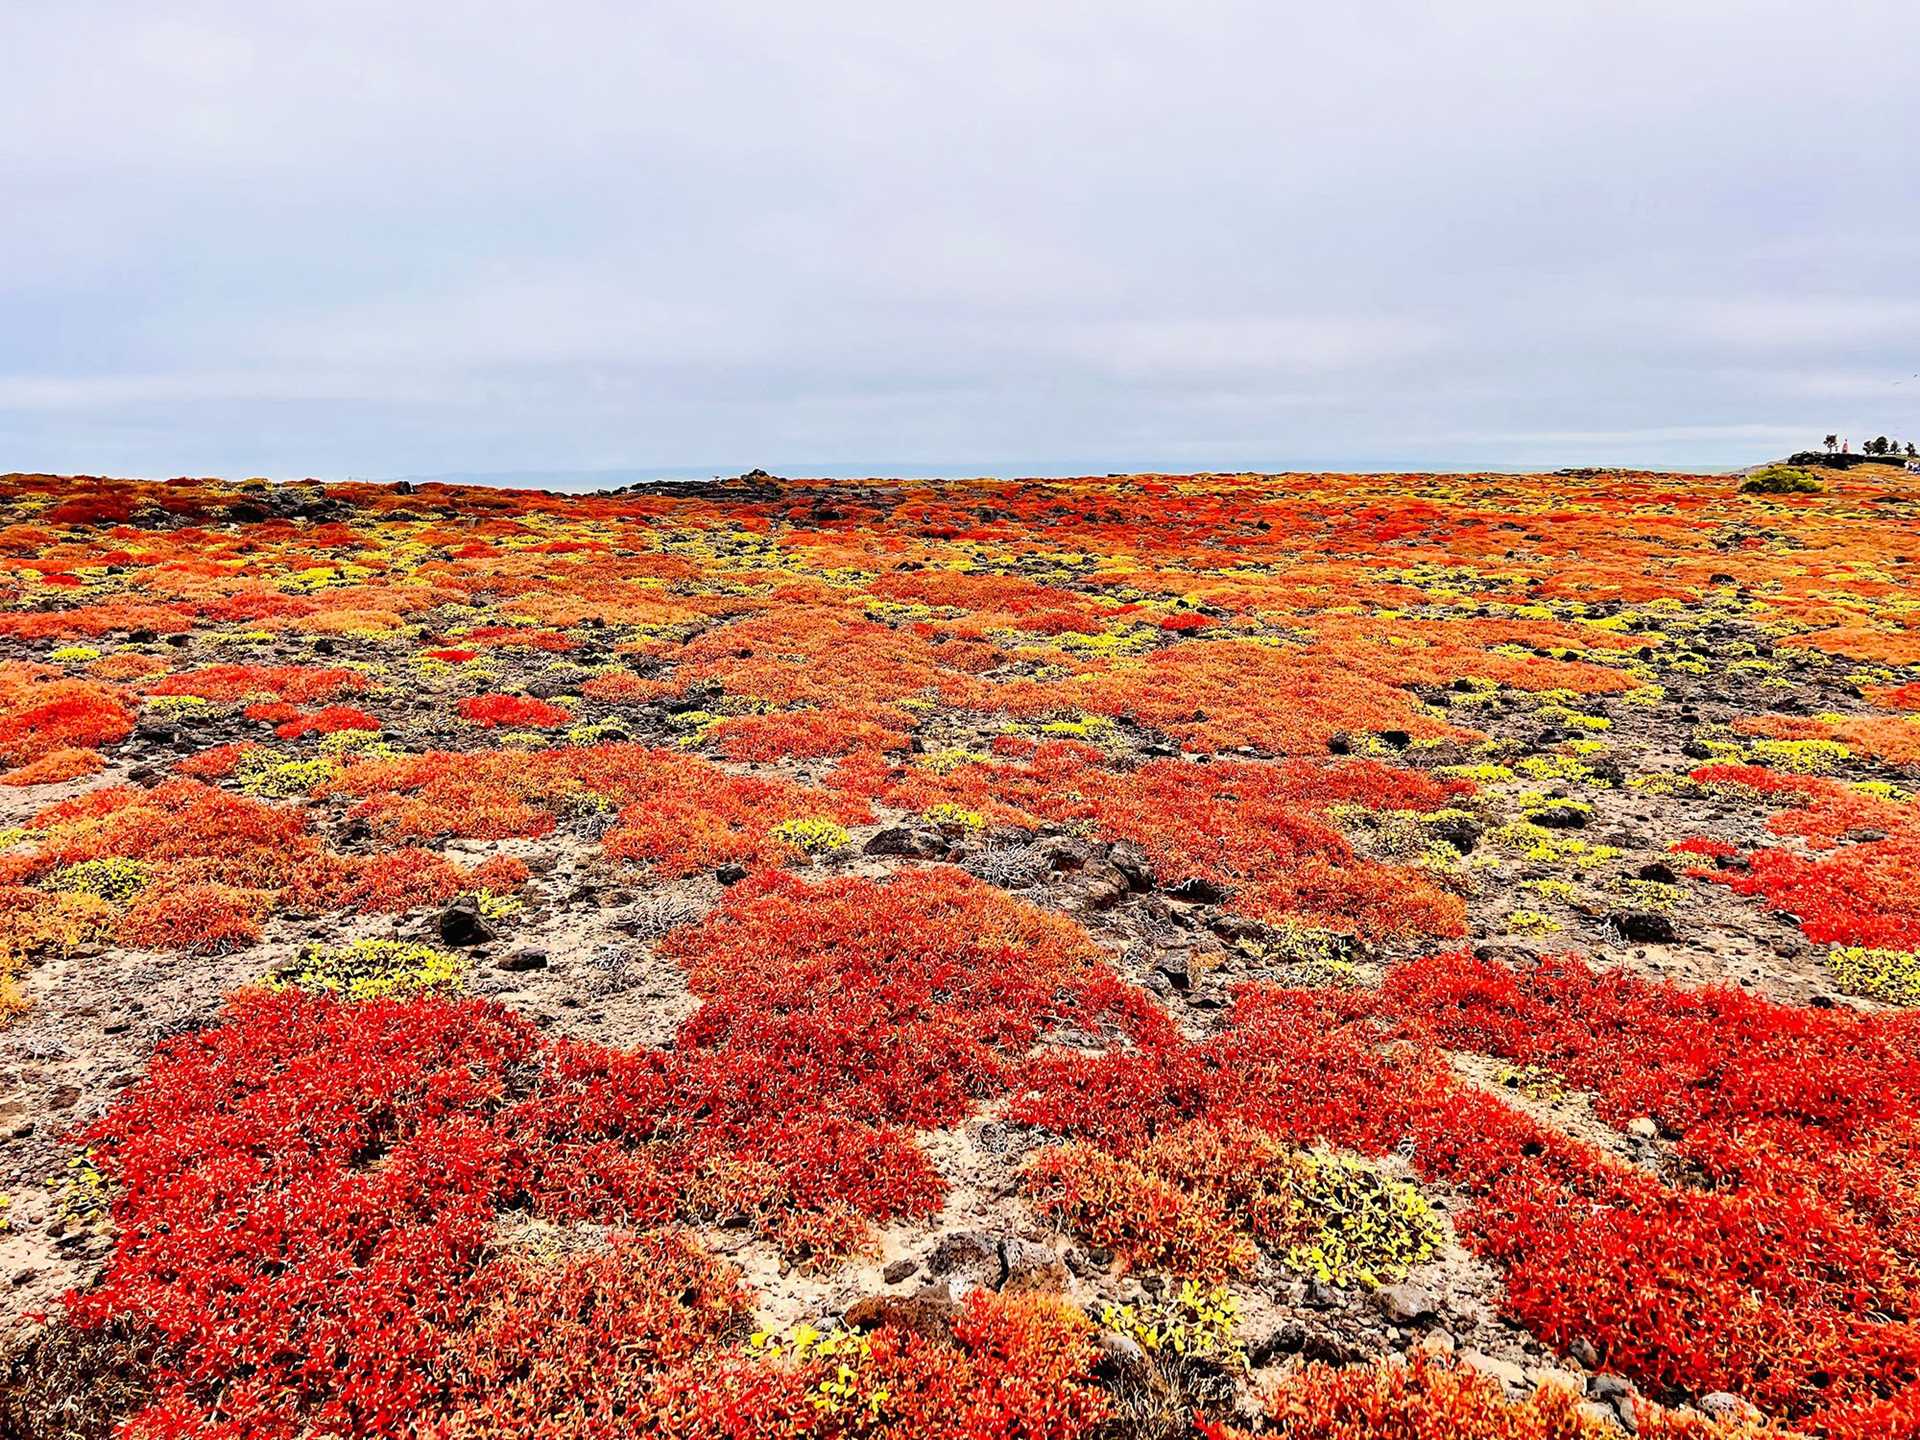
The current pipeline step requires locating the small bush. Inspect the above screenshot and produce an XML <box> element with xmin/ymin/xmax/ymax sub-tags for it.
<box><xmin>924</xmin><ymin>801</ymin><xmax>986</xmax><ymax>830</ymax></box>
<box><xmin>119</xmin><ymin>881</ymin><xmax>265</xmax><ymax>955</ymax></box>
<box><xmin>1828</xmin><ymin>946</ymin><xmax>1920</xmax><ymax>1006</ymax></box>
<box><xmin>1026</xmin><ymin>1125</ymin><xmax>1439</xmax><ymax>1289</ymax></box>
<box><xmin>770</xmin><ymin>817</ymin><xmax>851</xmax><ymax>854</ymax></box>
<box><xmin>1098</xmin><ymin>1280</ymin><xmax>1243</xmax><ymax>1366</ymax></box>
<box><xmin>1</xmin><ymin>746</ymin><xmax>107</xmax><ymax>785</ymax></box>
<box><xmin>281</xmin><ymin>938</ymin><xmax>464</xmax><ymax>1001</ymax></box>
<box><xmin>235</xmin><ymin>751</ymin><xmax>339</xmax><ymax>798</ymax></box>
<box><xmin>48</xmin><ymin>858</ymin><xmax>154</xmax><ymax>906</ymax></box>
<box><xmin>1281</xmin><ymin>1150</ymin><xmax>1442</xmax><ymax>1288</ymax></box>
<box><xmin>460</xmin><ymin>693</ymin><xmax>570</xmax><ymax>728</ymax></box>
<box><xmin>1740</xmin><ymin>465</ymin><xmax>1823</xmax><ymax>494</ymax></box>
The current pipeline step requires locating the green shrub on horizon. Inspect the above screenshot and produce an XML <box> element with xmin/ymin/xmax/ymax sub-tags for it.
<box><xmin>1740</xmin><ymin>465</ymin><xmax>1823</xmax><ymax>495</ymax></box>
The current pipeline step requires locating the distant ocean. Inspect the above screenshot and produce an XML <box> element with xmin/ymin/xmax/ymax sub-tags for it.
<box><xmin>379</xmin><ymin>462</ymin><xmax>1745</xmax><ymax>492</ymax></box>
<box><xmin>384</xmin><ymin>467</ymin><xmax>722</xmax><ymax>493</ymax></box>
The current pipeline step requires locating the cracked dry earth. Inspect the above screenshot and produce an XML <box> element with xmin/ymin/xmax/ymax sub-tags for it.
<box><xmin>3</xmin><ymin>463</ymin><xmax>1920</xmax><ymax>1439</ymax></box>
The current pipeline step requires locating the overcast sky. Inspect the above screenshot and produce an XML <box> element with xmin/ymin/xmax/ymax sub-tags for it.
<box><xmin>2</xmin><ymin>2</ymin><xmax>1916</xmax><ymax>482</ymax></box>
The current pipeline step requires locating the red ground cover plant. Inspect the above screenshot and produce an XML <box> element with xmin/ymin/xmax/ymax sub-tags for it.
<box><xmin>80</xmin><ymin>897</ymin><xmax>1916</xmax><ymax>1433</ymax></box>
<box><xmin>145</xmin><ymin>663</ymin><xmax>367</xmax><ymax>705</ymax></box>
<box><xmin>1687</xmin><ymin>762</ymin><xmax>1920</xmax><ymax>947</ymax></box>
<box><xmin>459</xmin><ymin>692</ymin><xmax>572</xmax><ymax>728</ymax></box>
<box><xmin>1012</xmin><ymin>951</ymin><xmax>1920</xmax><ymax>1432</ymax></box>
<box><xmin>0</xmin><ymin>663</ymin><xmax>133</xmax><ymax>781</ymax></box>
<box><xmin>1024</xmin><ymin>1125</ymin><xmax>1269</xmax><ymax>1282</ymax></box>
<box><xmin>705</xmin><ymin>703</ymin><xmax>914</xmax><ymax>762</ymax></box>
<box><xmin>515</xmin><ymin>869</ymin><xmax>1168</xmax><ymax>1249</ymax></box>
<box><xmin>426</xmin><ymin>1232</ymin><xmax>752</xmax><ymax>1440</ymax></box>
<box><xmin>1072</xmin><ymin>639</ymin><xmax>1470</xmax><ymax>755</ymax></box>
<box><xmin>837</xmin><ymin>741</ymin><xmax>1469</xmax><ymax>943</ymax></box>
<box><xmin>70</xmin><ymin>873</ymin><xmax>1138</xmax><ymax>1436</ymax></box>
<box><xmin>0</xmin><ymin>744</ymin><xmax>105</xmax><ymax>785</ymax></box>
<box><xmin>1068</xmin><ymin>756</ymin><xmax>1469</xmax><ymax>941</ymax></box>
<box><xmin>271</xmin><ymin>703</ymin><xmax>381</xmax><ymax>739</ymax></box>
<box><xmin>1203</xmin><ymin>1355</ymin><xmax>1775</xmax><ymax>1440</ymax></box>
<box><xmin>69</xmin><ymin>991</ymin><xmax>539</xmax><ymax>1437</ymax></box>
<box><xmin>647</xmin><ymin>1291</ymin><xmax>1107</xmax><ymax>1440</ymax></box>
<box><xmin>0</xmin><ymin>778</ymin><xmax>517</xmax><ymax>963</ymax></box>
<box><xmin>327</xmin><ymin>742</ymin><xmax>871</xmax><ymax>874</ymax></box>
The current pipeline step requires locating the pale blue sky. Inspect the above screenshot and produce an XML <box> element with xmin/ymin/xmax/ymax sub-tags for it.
<box><xmin>3</xmin><ymin>1</ymin><xmax>1916</xmax><ymax>481</ymax></box>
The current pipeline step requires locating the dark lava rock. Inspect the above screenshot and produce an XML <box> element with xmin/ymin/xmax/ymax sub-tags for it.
<box><xmin>1108</xmin><ymin>842</ymin><xmax>1155</xmax><ymax>890</ymax></box>
<box><xmin>1079</xmin><ymin>863</ymin><xmax>1131</xmax><ymax>910</ymax></box>
<box><xmin>1636</xmin><ymin>860</ymin><xmax>1678</xmax><ymax>883</ymax></box>
<box><xmin>1425</xmin><ymin>813</ymin><xmax>1483</xmax><ymax>853</ymax></box>
<box><xmin>1530</xmin><ymin>804</ymin><xmax>1588</xmax><ymax>830</ymax></box>
<box><xmin>1248</xmin><ymin>1320</ymin><xmax>1308</xmax><ymax>1366</ymax></box>
<box><xmin>864</xmin><ymin>826</ymin><xmax>951</xmax><ymax>860</ymax></box>
<box><xmin>1032</xmin><ymin>836</ymin><xmax>1096</xmax><ymax>873</ymax></box>
<box><xmin>437</xmin><ymin>896</ymin><xmax>498</xmax><ymax>948</ymax></box>
<box><xmin>715</xmin><ymin>862</ymin><xmax>748</xmax><ymax>885</ymax></box>
<box><xmin>495</xmin><ymin>947</ymin><xmax>548</xmax><ymax>973</ymax></box>
<box><xmin>925</xmin><ymin>1230</ymin><xmax>1001</xmax><ymax>1284</ymax></box>
<box><xmin>1169</xmin><ymin>876</ymin><xmax>1225</xmax><ymax>903</ymax></box>
<box><xmin>843</xmin><ymin>1293</ymin><xmax>954</xmax><ymax>1341</ymax></box>
<box><xmin>999</xmin><ymin>1238</ymin><xmax>1068</xmax><ymax>1295</ymax></box>
<box><xmin>1208</xmin><ymin>913</ymin><xmax>1267</xmax><ymax>945</ymax></box>
<box><xmin>1589</xmin><ymin>1373</ymin><xmax>1634</xmax><ymax>1402</ymax></box>
<box><xmin>1612</xmin><ymin>911</ymin><xmax>1676</xmax><ymax>943</ymax></box>
<box><xmin>1584</xmin><ymin>757</ymin><xmax>1628</xmax><ymax>787</ymax></box>
<box><xmin>1155</xmin><ymin>950</ymin><xmax>1197</xmax><ymax>992</ymax></box>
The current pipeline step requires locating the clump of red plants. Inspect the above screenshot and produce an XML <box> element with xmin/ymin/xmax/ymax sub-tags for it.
<box><xmin>67</xmin><ymin>872</ymin><xmax>1148</xmax><ymax>1436</ymax></box>
<box><xmin>1013</xmin><ymin>950</ymin><xmax>1920</xmax><ymax>1435</ymax></box>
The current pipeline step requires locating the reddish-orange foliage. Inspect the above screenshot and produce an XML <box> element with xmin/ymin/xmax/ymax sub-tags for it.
<box><xmin>1014</xmin><ymin>951</ymin><xmax>1920</xmax><ymax>1428</ymax></box>
<box><xmin>1071</xmin><ymin>757</ymin><xmax>1468</xmax><ymax>940</ymax></box>
<box><xmin>708</xmin><ymin>704</ymin><xmax>913</xmax><ymax>762</ymax></box>
<box><xmin>0</xmin><ymin>665</ymin><xmax>132</xmax><ymax>767</ymax></box>
<box><xmin>1689</xmin><ymin>763</ymin><xmax>1920</xmax><ymax>947</ymax></box>
<box><xmin>0</xmin><ymin>778</ymin><xmax>514</xmax><ymax>955</ymax></box>
<box><xmin>0</xmin><ymin>745</ymin><xmax>104</xmax><ymax>786</ymax></box>
<box><xmin>330</xmin><ymin>743</ymin><xmax>870</xmax><ymax>875</ymax></box>
<box><xmin>1203</xmin><ymin>1355</ymin><xmax>1772</xmax><ymax>1440</ymax></box>
<box><xmin>75</xmin><ymin>872</ymin><xmax>1130</xmax><ymax>1436</ymax></box>
<box><xmin>649</xmin><ymin>1291</ymin><xmax>1106</xmax><ymax>1440</ymax></box>
<box><xmin>272</xmin><ymin>703</ymin><xmax>381</xmax><ymax>739</ymax></box>
<box><xmin>146</xmin><ymin>663</ymin><xmax>366</xmax><ymax>704</ymax></box>
<box><xmin>841</xmin><ymin>741</ymin><xmax>1468</xmax><ymax>942</ymax></box>
<box><xmin>459</xmin><ymin>692</ymin><xmax>572</xmax><ymax>728</ymax></box>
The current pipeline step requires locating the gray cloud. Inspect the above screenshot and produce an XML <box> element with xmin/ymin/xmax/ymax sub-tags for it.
<box><xmin>2</xmin><ymin>0</ymin><xmax>1916</xmax><ymax>480</ymax></box>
